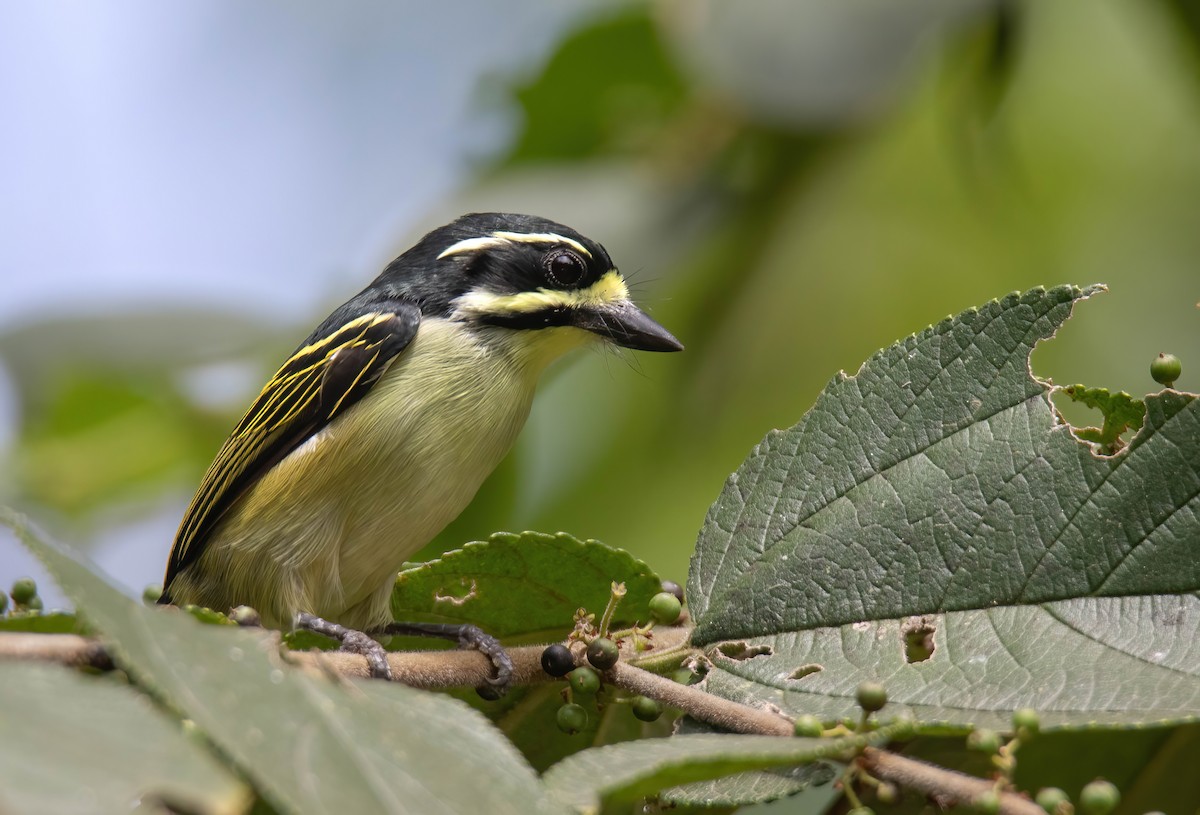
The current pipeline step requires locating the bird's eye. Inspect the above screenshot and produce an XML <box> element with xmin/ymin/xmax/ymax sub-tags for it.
<box><xmin>543</xmin><ymin>249</ymin><xmax>587</xmax><ymax>287</ymax></box>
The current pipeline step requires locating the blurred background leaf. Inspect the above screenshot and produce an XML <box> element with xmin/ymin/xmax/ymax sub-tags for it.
<box><xmin>1</xmin><ymin>0</ymin><xmax>1197</xmax><ymax>657</ymax></box>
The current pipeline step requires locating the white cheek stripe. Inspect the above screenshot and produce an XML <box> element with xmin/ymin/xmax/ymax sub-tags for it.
<box><xmin>452</xmin><ymin>269</ymin><xmax>629</xmax><ymax>318</ymax></box>
<box><xmin>437</xmin><ymin>231</ymin><xmax>592</xmax><ymax>260</ymax></box>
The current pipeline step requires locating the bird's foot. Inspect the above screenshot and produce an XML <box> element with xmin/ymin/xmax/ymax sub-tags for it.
<box><xmin>295</xmin><ymin>612</ymin><xmax>392</xmax><ymax>680</ymax></box>
<box><xmin>383</xmin><ymin>621</ymin><xmax>513</xmax><ymax>694</ymax></box>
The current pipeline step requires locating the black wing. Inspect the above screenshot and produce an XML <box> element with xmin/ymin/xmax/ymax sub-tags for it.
<box><xmin>162</xmin><ymin>303</ymin><xmax>421</xmax><ymax>594</ymax></box>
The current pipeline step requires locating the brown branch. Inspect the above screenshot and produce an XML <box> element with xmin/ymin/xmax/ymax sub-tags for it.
<box><xmin>294</xmin><ymin>643</ymin><xmax>554</xmax><ymax>687</ymax></box>
<box><xmin>608</xmin><ymin>659</ymin><xmax>793</xmax><ymax>735</ymax></box>
<box><xmin>0</xmin><ymin>626</ymin><xmax>695</xmax><ymax>687</ymax></box>
<box><xmin>861</xmin><ymin>748</ymin><xmax>1044</xmax><ymax>815</ymax></box>
<box><xmin>0</xmin><ymin>631</ymin><xmax>554</xmax><ymax>688</ymax></box>
<box><xmin>0</xmin><ymin>633</ymin><xmax>113</xmax><ymax>670</ymax></box>
<box><xmin>0</xmin><ymin>629</ymin><xmax>1043</xmax><ymax>815</ymax></box>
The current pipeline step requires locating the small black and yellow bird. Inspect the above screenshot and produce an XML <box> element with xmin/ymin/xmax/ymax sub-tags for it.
<box><xmin>159</xmin><ymin>212</ymin><xmax>682</xmax><ymax>681</ymax></box>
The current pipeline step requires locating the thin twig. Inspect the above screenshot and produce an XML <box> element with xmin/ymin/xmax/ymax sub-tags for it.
<box><xmin>607</xmin><ymin>660</ymin><xmax>793</xmax><ymax>735</ymax></box>
<box><xmin>860</xmin><ymin>748</ymin><xmax>1043</xmax><ymax>815</ymax></box>
<box><xmin>0</xmin><ymin>632</ymin><xmax>113</xmax><ymax>670</ymax></box>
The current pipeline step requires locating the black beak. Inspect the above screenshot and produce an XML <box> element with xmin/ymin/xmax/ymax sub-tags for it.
<box><xmin>573</xmin><ymin>301</ymin><xmax>683</xmax><ymax>352</ymax></box>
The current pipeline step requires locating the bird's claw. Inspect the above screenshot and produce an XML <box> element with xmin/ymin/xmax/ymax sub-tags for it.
<box><xmin>295</xmin><ymin>611</ymin><xmax>392</xmax><ymax>680</ymax></box>
<box><xmin>455</xmin><ymin>624</ymin><xmax>513</xmax><ymax>689</ymax></box>
<box><xmin>340</xmin><ymin>629</ymin><xmax>392</xmax><ymax>681</ymax></box>
<box><xmin>383</xmin><ymin>621</ymin><xmax>512</xmax><ymax>693</ymax></box>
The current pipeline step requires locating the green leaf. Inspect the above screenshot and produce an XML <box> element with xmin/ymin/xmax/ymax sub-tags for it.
<box><xmin>542</xmin><ymin>730</ymin><xmax>892</xmax><ymax>814</ymax></box>
<box><xmin>392</xmin><ymin>532</ymin><xmax>661</xmax><ymax>638</ymax></box>
<box><xmin>660</xmin><ymin>719</ymin><xmax>840</xmax><ymax>808</ymax></box>
<box><xmin>1058</xmin><ymin>383</ymin><xmax>1144</xmax><ymax>451</ymax></box>
<box><xmin>0</xmin><ymin>661</ymin><xmax>248</xmax><ymax>815</ymax></box>
<box><xmin>502</xmin><ymin>9</ymin><xmax>686</xmax><ymax>164</ymax></box>
<box><xmin>3</xmin><ymin>508</ymin><xmax>561</xmax><ymax>815</ymax></box>
<box><xmin>12</xmin><ymin>368</ymin><xmax>227</xmax><ymax>516</ymax></box>
<box><xmin>688</xmin><ymin>285</ymin><xmax>1200</xmax><ymax>730</ymax></box>
<box><xmin>663</xmin><ymin>766</ymin><xmax>838</xmax><ymax>811</ymax></box>
<box><xmin>0</xmin><ymin>611</ymin><xmax>80</xmax><ymax>634</ymax></box>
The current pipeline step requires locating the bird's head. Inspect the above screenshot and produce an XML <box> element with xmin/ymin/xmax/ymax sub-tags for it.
<box><xmin>376</xmin><ymin>212</ymin><xmax>683</xmax><ymax>354</ymax></box>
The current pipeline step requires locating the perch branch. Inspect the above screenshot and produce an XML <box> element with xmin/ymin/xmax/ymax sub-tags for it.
<box><xmin>860</xmin><ymin>748</ymin><xmax>1043</xmax><ymax>815</ymax></box>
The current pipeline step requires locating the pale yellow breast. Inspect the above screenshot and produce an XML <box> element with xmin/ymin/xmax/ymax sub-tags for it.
<box><xmin>198</xmin><ymin>318</ymin><xmax>590</xmax><ymax>628</ymax></box>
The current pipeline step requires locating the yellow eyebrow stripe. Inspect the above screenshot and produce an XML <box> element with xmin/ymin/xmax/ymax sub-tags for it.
<box><xmin>437</xmin><ymin>231</ymin><xmax>592</xmax><ymax>260</ymax></box>
<box><xmin>452</xmin><ymin>269</ymin><xmax>628</xmax><ymax>317</ymax></box>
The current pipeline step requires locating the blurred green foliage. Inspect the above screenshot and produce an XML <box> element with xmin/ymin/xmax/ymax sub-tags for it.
<box><xmin>505</xmin><ymin>10</ymin><xmax>687</xmax><ymax>163</ymax></box>
<box><xmin>17</xmin><ymin>369</ymin><xmax>223</xmax><ymax>515</ymax></box>
<box><xmin>4</xmin><ymin>1</ymin><xmax>1199</xmax><ymax>581</ymax></box>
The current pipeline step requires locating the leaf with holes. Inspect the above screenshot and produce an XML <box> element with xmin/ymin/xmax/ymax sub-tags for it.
<box><xmin>392</xmin><ymin>532</ymin><xmax>662</xmax><ymax>638</ymax></box>
<box><xmin>688</xmin><ymin>286</ymin><xmax>1200</xmax><ymax>732</ymax></box>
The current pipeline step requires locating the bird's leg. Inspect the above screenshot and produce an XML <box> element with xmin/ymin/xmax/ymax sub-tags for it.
<box><xmin>295</xmin><ymin>612</ymin><xmax>392</xmax><ymax>680</ymax></box>
<box><xmin>382</xmin><ymin>622</ymin><xmax>513</xmax><ymax>690</ymax></box>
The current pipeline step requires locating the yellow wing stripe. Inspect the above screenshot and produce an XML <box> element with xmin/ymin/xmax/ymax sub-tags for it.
<box><xmin>170</xmin><ymin>312</ymin><xmax>401</xmax><ymax>574</ymax></box>
<box><xmin>330</xmin><ymin>347</ymin><xmax>383</xmax><ymax>416</ymax></box>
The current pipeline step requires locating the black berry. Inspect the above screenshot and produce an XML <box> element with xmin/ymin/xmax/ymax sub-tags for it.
<box><xmin>541</xmin><ymin>643</ymin><xmax>575</xmax><ymax>677</ymax></box>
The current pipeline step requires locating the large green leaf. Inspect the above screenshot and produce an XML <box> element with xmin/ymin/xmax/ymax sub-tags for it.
<box><xmin>0</xmin><ymin>661</ymin><xmax>247</xmax><ymax>815</ymax></box>
<box><xmin>542</xmin><ymin>731</ymin><xmax>892</xmax><ymax>814</ymax></box>
<box><xmin>393</xmin><ymin>532</ymin><xmax>661</xmax><ymax>638</ymax></box>
<box><xmin>659</xmin><ymin>718</ymin><xmax>839</xmax><ymax>808</ymax></box>
<box><xmin>688</xmin><ymin>286</ymin><xmax>1200</xmax><ymax>730</ymax></box>
<box><xmin>3</xmin><ymin>509</ymin><xmax>560</xmax><ymax>815</ymax></box>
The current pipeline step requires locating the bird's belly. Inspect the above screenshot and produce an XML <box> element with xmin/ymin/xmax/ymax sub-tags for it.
<box><xmin>328</xmin><ymin>364</ymin><xmax>533</xmax><ymax>609</ymax></box>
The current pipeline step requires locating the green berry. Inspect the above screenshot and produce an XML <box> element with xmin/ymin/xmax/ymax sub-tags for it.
<box><xmin>567</xmin><ymin>667</ymin><xmax>601</xmax><ymax>695</ymax></box>
<box><xmin>975</xmin><ymin>790</ymin><xmax>1001</xmax><ymax>815</ymax></box>
<box><xmin>876</xmin><ymin>782</ymin><xmax>899</xmax><ymax>805</ymax></box>
<box><xmin>1012</xmin><ymin>707</ymin><xmax>1040</xmax><ymax>739</ymax></box>
<box><xmin>142</xmin><ymin>584</ymin><xmax>162</xmax><ymax>606</ymax></box>
<box><xmin>631</xmin><ymin>696</ymin><xmax>663</xmax><ymax>722</ymax></box>
<box><xmin>228</xmin><ymin>605</ymin><xmax>261</xmax><ymax>627</ymax></box>
<box><xmin>1036</xmin><ymin>787</ymin><xmax>1070</xmax><ymax>814</ymax></box>
<box><xmin>660</xmin><ymin>580</ymin><xmax>684</xmax><ymax>603</ymax></box>
<box><xmin>1150</xmin><ymin>353</ymin><xmax>1181</xmax><ymax>387</ymax></box>
<box><xmin>556</xmin><ymin>703</ymin><xmax>588</xmax><ymax>734</ymax></box>
<box><xmin>1078</xmin><ymin>780</ymin><xmax>1119</xmax><ymax>815</ymax></box>
<box><xmin>11</xmin><ymin>577</ymin><xmax>37</xmax><ymax>606</ymax></box>
<box><xmin>586</xmin><ymin>637</ymin><xmax>619</xmax><ymax>670</ymax></box>
<box><xmin>26</xmin><ymin>596</ymin><xmax>43</xmax><ymax>613</ymax></box>
<box><xmin>0</xmin><ymin>591</ymin><xmax>8</xmax><ymax>615</ymax></box>
<box><xmin>856</xmin><ymin>681</ymin><xmax>888</xmax><ymax>712</ymax></box>
<box><xmin>967</xmin><ymin>728</ymin><xmax>1002</xmax><ymax>754</ymax></box>
<box><xmin>648</xmin><ymin>591</ymin><xmax>682</xmax><ymax>624</ymax></box>
<box><xmin>541</xmin><ymin>643</ymin><xmax>575</xmax><ymax>677</ymax></box>
<box><xmin>793</xmin><ymin>714</ymin><xmax>823</xmax><ymax>738</ymax></box>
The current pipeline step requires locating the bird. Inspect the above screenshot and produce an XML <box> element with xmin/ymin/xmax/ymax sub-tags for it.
<box><xmin>159</xmin><ymin>212</ymin><xmax>683</xmax><ymax>683</ymax></box>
